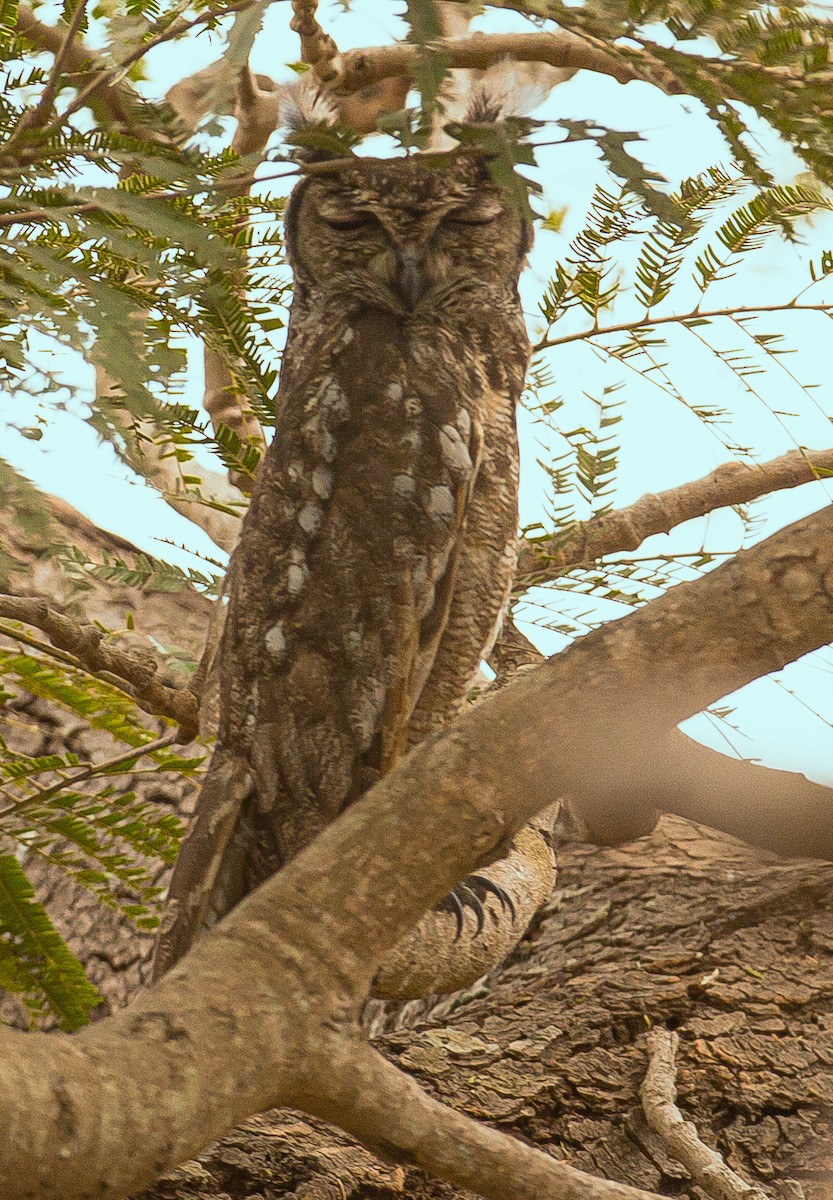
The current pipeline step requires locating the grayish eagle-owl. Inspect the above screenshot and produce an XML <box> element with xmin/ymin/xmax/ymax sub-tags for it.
<box><xmin>152</xmin><ymin>90</ymin><xmax>536</xmax><ymax>980</ymax></box>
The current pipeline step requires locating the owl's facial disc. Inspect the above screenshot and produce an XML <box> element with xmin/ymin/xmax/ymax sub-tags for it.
<box><xmin>288</xmin><ymin>164</ymin><xmax>526</xmax><ymax>316</ymax></box>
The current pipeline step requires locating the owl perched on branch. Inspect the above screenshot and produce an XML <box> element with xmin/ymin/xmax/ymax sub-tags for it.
<box><xmin>153</xmin><ymin>90</ymin><xmax>548</xmax><ymax>987</ymax></box>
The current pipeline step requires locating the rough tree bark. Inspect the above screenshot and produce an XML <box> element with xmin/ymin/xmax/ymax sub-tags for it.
<box><xmin>135</xmin><ymin>816</ymin><xmax>833</xmax><ymax>1200</ymax></box>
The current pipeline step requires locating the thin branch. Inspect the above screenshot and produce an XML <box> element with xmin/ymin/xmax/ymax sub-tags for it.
<box><xmin>0</xmin><ymin>730</ymin><xmax>181</xmax><ymax>822</ymax></box>
<box><xmin>0</xmin><ymin>594</ymin><xmax>198</xmax><ymax>740</ymax></box>
<box><xmin>51</xmin><ymin>0</ymin><xmax>264</xmax><ymax>128</ymax></box>
<box><xmin>533</xmin><ymin>301</ymin><xmax>833</xmax><ymax>353</ymax></box>
<box><xmin>15</xmin><ymin>3</ymin><xmax>135</xmax><ymax>129</ymax></box>
<box><xmin>517</xmin><ymin>446</ymin><xmax>833</xmax><ymax>582</ymax></box>
<box><xmin>0</xmin><ymin>618</ymin><xmax>195</xmax><ymax>719</ymax></box>
<box><xmin>19</xmin><ymin>0</ymin><xmax>90</xmax><ymax>135</ymax></box>
<box><xmin>640</xmin><ymin>1030</ymin><xmax>769</xmax><ymax>1200</ymax></box>
<box><xmin>49</xmin><ymin>9</ymin><xmax>683</xmax><ymax>129</ymax></box>
<box><xmin>0</xmin><ymin>201</ymin><xmax>99</xmax><ymax>230</ymax></box>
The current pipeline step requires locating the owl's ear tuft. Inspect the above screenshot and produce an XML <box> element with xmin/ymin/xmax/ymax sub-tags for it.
<box><xmin>278</xmin><ymin>77</ymin><xmax>364</xmax><ymax>161</ymax></box>
<box><xmin>464</xmin><ymin>60</ymin><xmax>566</xmax><ymax>122</ymax></box>
<box><xmin>278</xmin><ymin>77</ymin><xmax>340</xmax><ymax>133</ymax></box>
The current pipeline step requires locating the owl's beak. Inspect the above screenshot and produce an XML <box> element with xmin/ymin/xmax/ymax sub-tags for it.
<box><xmin>395</xmin><ymin>244</ymin><xmax>426</xmax><ymax>309</ymax></box>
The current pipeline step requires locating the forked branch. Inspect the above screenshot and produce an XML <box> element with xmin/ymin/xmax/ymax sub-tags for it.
<box><xmin>15</xmin><ymin>3</ymin><xmax>135</xmax><ymax>128</ymax></box>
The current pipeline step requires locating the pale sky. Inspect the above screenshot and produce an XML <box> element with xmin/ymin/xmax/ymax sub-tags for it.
<box><xmin>3</xmin><ymin>0</ymin><xmax>832</xmax><ymax>784</ymax></box>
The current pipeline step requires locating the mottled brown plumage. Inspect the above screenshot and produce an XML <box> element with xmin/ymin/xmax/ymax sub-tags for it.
<box><xmin>153</xmin><ymin>151</ymin><xmax>531</xmax><ymax>977</ymax></box>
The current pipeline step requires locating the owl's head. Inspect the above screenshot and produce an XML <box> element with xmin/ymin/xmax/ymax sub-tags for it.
<box><xmin>285</xmin><ymin>155</ymin><xmax>532</xmax><ymax>316</ymax></box>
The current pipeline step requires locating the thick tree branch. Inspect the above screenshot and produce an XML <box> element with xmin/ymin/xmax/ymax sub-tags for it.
<box><xmin>290</xmin><ymin>0</ymin><xmax>340</xmax><ymax>83</ymax></box>
<box><xmin>0</xmin><ymin>497</ymin><xmax>832</xmax><ymax>1197</ymax></box>
<box><xmin>333</xmin><ymin>30</ymin><xmax>683</xmax><ymax>98</ymax></box>
<box><xmin>517</xmin><ymin>447</ymin><xmax>833</xmax><ymax>582</ymax></box>
<box><xmin>0</xmin><ymin>594</ymin><xmax>199</xmax><ymax>740</ymax></box>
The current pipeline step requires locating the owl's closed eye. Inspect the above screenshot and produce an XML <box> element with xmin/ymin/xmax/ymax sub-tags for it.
<box><xmin>286</xmin><ymin>159</ymin><xmax>531</xmax><ymax>313</ymax></box>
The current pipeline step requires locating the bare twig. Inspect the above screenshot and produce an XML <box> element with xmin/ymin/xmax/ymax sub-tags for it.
<box><xmin>0</xmin><ymin>594</ymin><xmax>199</xmax><ymax>740</ymax></box>
<box><xmin>534</xmin><ymin>302</ymin><xmax>833</xmax><ymax>354</ymax></box>
<box><xmin>18</xmin><ymin>0</ymin><xmax>90</xmax><ymax>135</ymax></box>
<box><xmin>517</xmin><ymin>446</ymin><xmax>833</xmax><ymax>582</ymax></box>
<box><xmin>641</xmin><ymin>1029</ymin><xmax>768</xmax><ymax>1200</ymax></box>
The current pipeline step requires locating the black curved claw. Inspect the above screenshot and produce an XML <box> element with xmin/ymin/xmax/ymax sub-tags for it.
<box><xmin>447</xmin><ymin>888</ymin><xmax>465</xmax><ymax>942</ymax></box>
<box><xmin>468</xmin><ymin>874</ymin><xmax>517</xmax><ymax>922</ymax></box>
<box><xmin>453</xmin><ymin>884</ymin><xmax>485</xmax><ymax>937</ymax></box>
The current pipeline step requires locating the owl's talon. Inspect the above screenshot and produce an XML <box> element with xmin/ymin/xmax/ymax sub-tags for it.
<box><xmin>468</xmin><ymin>874</ymin><xmax>517</xmax><ymax>922</ymax></box>
<box><xmin>447</xmin><ymin>889</ymin><xmax>465</xmax><ymax>942</ymax></box>
<box><xmin>453</xmin><ymin>884</ymin><xmax>485</xmax><ymax>936</ymax></box>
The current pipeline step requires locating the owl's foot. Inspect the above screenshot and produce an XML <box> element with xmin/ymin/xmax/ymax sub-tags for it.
<box><xmin>442</xmin><ymin>874</ymin><xmax>517</xmax><ymax>942</ymax></box>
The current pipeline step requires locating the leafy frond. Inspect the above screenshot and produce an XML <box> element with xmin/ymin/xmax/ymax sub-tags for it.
<box><xmin>0</xmin><ymin>854</ymin><xmax>103</xmax><ymax>1029</ymax></box>
<box><xmin>694</xmin><ymin>183</ymin><xmax>830</xmax><ymax>292</ymax></box>
<box><xmin>53</xmin><ymin>542</ymin><xmax>224</xmax><ymax>598</ymax></box>
<box><xmin>0</xmin><ymin>647</ymin><xmax>174</xmax><ymax>747</ymax></box>
<box><xmin>539</xmin><ymin>183</ymin><xmax>648</xmax><ymax>328</ymax></box>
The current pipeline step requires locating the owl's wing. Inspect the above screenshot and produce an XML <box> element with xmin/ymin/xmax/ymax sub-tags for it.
<box><xmin>376</xmin><ymin>413</ymin><xmax>484</xmax><ymax>774</ymax></box>
<box><xmin>154</xmin><ymin>309</ymin><xmax>485</xmax><ymax>975</ymax></box>
<box><xmin>407</xmin><ymin>379</ymin><xmax>520</xmax><ymax>746</ymax></box>
<box><xmin>151</xmin><ymin>748</ymin><xmax>253</xmax><ymax>976</ymax></box>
